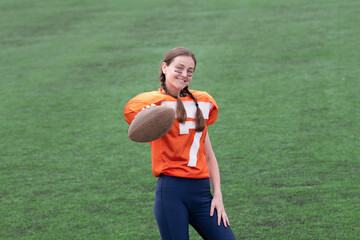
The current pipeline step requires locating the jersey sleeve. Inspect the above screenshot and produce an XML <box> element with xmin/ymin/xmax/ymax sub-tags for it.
<box><xmin>124</xmin><ymin>92</ymin><xmax>161</xmax><ymax>124</ymax></box>
<box><xmin>204</xmin><ymin>92</ymin><xmax>218</xmax><ymax>126</ymax></box>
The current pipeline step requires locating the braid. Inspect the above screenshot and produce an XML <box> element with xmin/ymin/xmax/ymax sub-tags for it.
<box><xmin>174</xmin><ymin>96</ymin><xmax>187</xmax><ymax>123</ymax></box>
<box><xmin>184</xmin><ymin>87</ymin><xmax>205</xmax><ymax>132</ymax></box>
<box><xmin>160</xmin><ymin>72</ymin><xmax>166</xmax><ymax>91</ymax></box>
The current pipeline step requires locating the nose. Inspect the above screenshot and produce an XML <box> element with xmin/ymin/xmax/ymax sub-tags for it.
<box><xmin>180</xmin><ymin>71</ymin><xmax>187</xmax><ymax>77</ymax></box>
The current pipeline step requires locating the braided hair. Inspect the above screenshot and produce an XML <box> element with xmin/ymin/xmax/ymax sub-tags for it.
<box><xmin>159</xmin><ymin>47</ymin><xmax>205</xmax><ymax>132</ymax></box>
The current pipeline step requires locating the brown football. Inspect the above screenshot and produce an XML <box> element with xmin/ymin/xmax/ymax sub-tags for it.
<box><xmin>128</xmin><ymin>106</ymin><xmax>175</xmax><ymax>142</ymax></box>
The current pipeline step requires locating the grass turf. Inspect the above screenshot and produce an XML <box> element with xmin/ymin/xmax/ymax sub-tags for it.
<box><xmin>1</xmin><ymin>0</ymin><xmax>359</xmax><ymax>239</ymax></box>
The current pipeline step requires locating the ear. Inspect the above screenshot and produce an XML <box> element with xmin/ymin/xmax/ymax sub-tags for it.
<box><xmin>161</xmin><ymin>62</ymin><xmax>167</xmax><ymax>74</ymax></box>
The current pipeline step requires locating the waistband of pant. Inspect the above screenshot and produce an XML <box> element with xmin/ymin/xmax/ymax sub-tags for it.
<box><xmin>157</xmin><ymin>174</ymin><xmax>210</xmax><ymax>192</ymax></box>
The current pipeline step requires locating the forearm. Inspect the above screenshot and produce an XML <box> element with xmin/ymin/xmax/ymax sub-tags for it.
<box><xmin>207</xmin><ymin>155</ymin><xmax>222</xmax><ymax>196</ymax></box>
<box><xmin>205</xmin><ymin>132</ymin><xmax>222</xmax><ymax>196</ymax></box>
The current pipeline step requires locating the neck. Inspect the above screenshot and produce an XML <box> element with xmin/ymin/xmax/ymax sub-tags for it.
<box><xmin>164</xmin><ymin>85</ymin><xmax>181</xmax><ymax>98</ymax></box>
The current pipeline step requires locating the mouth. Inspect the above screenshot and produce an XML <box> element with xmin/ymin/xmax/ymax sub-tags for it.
<box><xmin>177</xmin><ymin>77</ymin><xmax>188</xmax><ymax>83</ymax></box>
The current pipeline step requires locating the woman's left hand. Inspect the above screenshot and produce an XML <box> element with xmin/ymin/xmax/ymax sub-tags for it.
<box><xmin>210</xmin><ymin>193</ymin><xmax>230</xmax><ymax>227</ymax></box>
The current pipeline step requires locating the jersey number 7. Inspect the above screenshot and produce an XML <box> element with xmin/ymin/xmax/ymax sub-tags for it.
<box><xmin>179</xmin><ymin>121</ymin><xmax>202</xmax><ymax>167</ymax></box>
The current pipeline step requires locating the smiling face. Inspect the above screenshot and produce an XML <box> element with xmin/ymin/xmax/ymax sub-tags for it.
<box><xmin>161</xmin><ymin>55</ymin><xmax>196</xmax><ymax>97</ymax></box>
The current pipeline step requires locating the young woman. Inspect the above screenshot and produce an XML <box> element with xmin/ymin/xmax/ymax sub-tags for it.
<box><xmin>124</xmin><ymin>47</ymin><xmax>236</xmax><ymax>240</ymax></box>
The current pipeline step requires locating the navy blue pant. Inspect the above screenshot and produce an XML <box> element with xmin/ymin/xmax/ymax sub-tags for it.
<box><xmin>154</xmin><ymin>175</ymin><xmax>236</xmax><ymax>240</ymax></box>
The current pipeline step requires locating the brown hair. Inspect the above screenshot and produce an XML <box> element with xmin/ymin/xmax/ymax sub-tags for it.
<box><xmin>159</xmin><ymin>47</ymin><xmax>205</xmax><ymax>132</ymax></box>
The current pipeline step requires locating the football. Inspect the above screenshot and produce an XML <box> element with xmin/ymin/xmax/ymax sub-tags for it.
<box><xmin>128</xmin><ymin>106</ymin><xmax>175</xmax><ymax>142</ymax></box>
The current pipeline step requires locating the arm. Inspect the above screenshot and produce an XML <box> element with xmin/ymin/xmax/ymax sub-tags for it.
<box><xmin>205</xmin><ymin>132</ymin><xmax>230</xmax><ymax>227</ymax></box>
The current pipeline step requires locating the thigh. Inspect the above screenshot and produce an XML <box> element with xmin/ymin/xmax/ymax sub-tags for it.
<box><xmin>189</xmin><ymin>194</ymin><xmax>236</xmax><ymax>240</ymax></box>
<box><xmin>154</xmin><ymin>178</ymin><xmax>190</xmax><ymax>240</ymax></box>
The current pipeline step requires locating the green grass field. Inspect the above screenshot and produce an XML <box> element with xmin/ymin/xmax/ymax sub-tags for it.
<box><xmin>1</xmin><ymin>0</ymin><xmax>359</xmax><ymax>239</ymax></box>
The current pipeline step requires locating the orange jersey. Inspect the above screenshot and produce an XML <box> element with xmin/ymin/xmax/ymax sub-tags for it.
<box><xmin>124</xmin><ymin>89</ymin><xmax>218</xmax><ymax>179</ymax></box>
